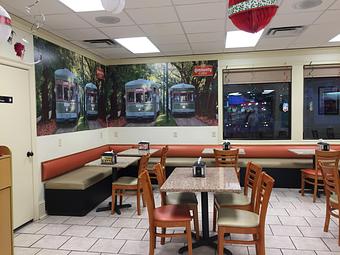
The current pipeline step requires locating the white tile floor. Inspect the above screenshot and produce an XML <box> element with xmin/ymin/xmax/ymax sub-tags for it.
<box><xmin>14</xmin><ymin>189</ymin><xmax>340</xmax><ymax>255</ymax></box>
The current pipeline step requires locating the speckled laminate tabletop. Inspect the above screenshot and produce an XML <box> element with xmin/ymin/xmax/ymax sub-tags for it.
<box><xmin>160</xmin><ymin>167</ymin><xmax>241</xmax><ymax>193</ymax></box>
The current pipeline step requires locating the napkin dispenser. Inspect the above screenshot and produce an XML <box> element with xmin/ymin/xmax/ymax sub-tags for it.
<box><xmin>138</xmin><ymin>141</ymin><xmax>150</xmax><ymax>150</ymax></box>
<box><xmin>101</xmin><ymin>151</ymin><xmax>117</xmax><ymax>165</ymax></box>
<box><xmin>192</xmin><ymin>157</ymin><xmax>206</xmax><ymax>177</ymax></box>
<box><xmin>223</xmin><ymin>141</ymin><xmax>231</xmax><ymax>150</ymax></box>
<box><xmin>317</xmin><ymin>141</ymin><xmax>330</xmax><ymax>151</ymax></box>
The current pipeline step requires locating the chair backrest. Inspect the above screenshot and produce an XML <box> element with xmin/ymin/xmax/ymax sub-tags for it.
<box><xmin>160</xmin><ymin>145</ymin><xmax>169</xmax><ymax>169</ymax></box>
<box><xmin>254</xmin><ymin>172</ymin><xmax>275</xmax><ymax>229</ymax></box>
<box><xmin>138</xmin><ymin>154</ymin><xmax>151</xmax><ymax>175</ymax></box>
<box><xmin>319</xmin><ymin>161</ymin><xmax>340</xmax><ymax>204</ymax></box>
<box><xmin>315</xmin><ymin>150</ymin><xmax>340</xmax><ymax>173</ymax></box>
<box><xmin>139</xmin><ymin>170</ymin><xmax>155</xmax><ymax>224</ymax></box>
<box><xmin>244</xmin><ymin>162</ymin><xmax>262</xmax><ymax>208</ymax></box>
<box><xmin>153</xmin><ymin>163</ymin><xmax>167</xmax><ymax>205</ymax></box>
<box><xmin>213</xmin><ymin>149</ymin><xmax>239</xmax><ymax>170</ymax></box>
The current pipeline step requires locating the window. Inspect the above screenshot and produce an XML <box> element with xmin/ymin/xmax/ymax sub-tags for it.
<box><xmin>145</xmin><ymin>91</ymin><xmax>151</xmax><ymax>102</ymax></box>
<box><xmin>63</xmin><ymin>86</ymin><xmax>69</xmax><ymax>101</ymax></box>
<box><xmin>223</xmin><ymin>67</ymin><xmax>291</xmax><ymax>140</ymax></box>
<box><xmin>303</xmin><ymin>65</ymin><xmax>340</xmax><ymax>139</ymax></box>
<box><xmin>127</xmin><ymin>92</ymin><xmax>135</xmax><ymax>102</ymax></box>
<box><xmin>56</xmin><ymin>84</ymin><xmax>63</xmax><ymax>100</ymax></box>
<box><xmin>136</xmin><ymin>92</ymin><xmax>144</xmax><ymax>103</ymax></box>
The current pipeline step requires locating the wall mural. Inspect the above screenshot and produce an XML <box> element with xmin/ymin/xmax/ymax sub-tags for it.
<box><xmin>34</xmin><ymin>37</ymin><xmax>218</xmax><ymax>136</ymax></box>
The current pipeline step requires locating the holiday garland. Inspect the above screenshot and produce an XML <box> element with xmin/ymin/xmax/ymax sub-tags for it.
<box><xmin>228</xmin><ymin>0</ymin><xmax>278</xmax><ymax>16</ymax></box>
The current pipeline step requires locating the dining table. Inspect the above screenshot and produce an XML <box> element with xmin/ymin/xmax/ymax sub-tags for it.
<box><xmin>161</xmin><ymin>167</ymin><xmax>241</xmax><ymax>255</ymax></box>
<box><xmin>117</xmin><ymin>148</ymin><xmax>160</xmax><ymax>157</ymax></box>
<box><xmin>86</xmin><ymin>156</ymin><xmax>140</xmax><ymax>214</ymax></box>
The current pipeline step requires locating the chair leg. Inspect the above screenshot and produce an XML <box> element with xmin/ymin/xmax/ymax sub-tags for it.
<box><xmin>213</xmin><ymin>202</ymin><xmax>217</xmax><ymax>232</ymax></box>
<box><xmin>258</xmin><ymin>228</ymin><xmax>265</xmax><ymax>255</ymax></box>
<box><xmin>111</xmin><ymin>188</ymin><xmax>116</xmax><ymax>215</ymax></box>
<box><xmin>217</xmin><ymin>227</ymin><xmax>224</xmax><ymax>255</ymax></box>
<box><xmin>338</xmin><ymin>218</ymin><xmax>340</xmax><ymax>246</ymax></box>
<box><xmin>301</xmin><ymin>172</ymin><xmax>305</xmax><ymax>196</ymax></box>
<box><xmin>313</xmin><ymin>178</ymin><xmax>318</xmax><ymax>203</ymax></box>
<box><xmin>119</xmin><ymin>190</ymin><xmax>123</xmax><ymax>205</ymax></box>
<box><xmin>193</xmin><ymin>206</ymin><xmax>200</xmax><ymax>240</ymax></box>
<box><xmin>149</xmin><ymin>226</ymin><xmax>156</xmax><ymax>255</ymax></box>
<box><xmin>161</xmin><ymin>228</ymin><xmax>166</xmax><ymax>245</ymax></box>
<box><xmin>324</xmin><ymin>204</ymin><xmax>330</xmax><ymax>232</ymax></box>
<box><xmin>137</xmin><ymin>189</ymin><xmax>141</xmax><ymax>215</ymax></box>
<box><xmin>141</xmin><ymin>188</ymin><xmax>146</xmax><ymax>207</ymax></box>
<box><xmin>185</xmin><ymin>222</ymin><xmax>193</xmax><ymax>255</ymax></box>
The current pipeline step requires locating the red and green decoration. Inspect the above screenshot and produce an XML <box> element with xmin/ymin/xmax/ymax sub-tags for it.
<box><xmin>228</xmin><ymin>0</ymin><xmax>279</xmax><ymax>33</ymax></box>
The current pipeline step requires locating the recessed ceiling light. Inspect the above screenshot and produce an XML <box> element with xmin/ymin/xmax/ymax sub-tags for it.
<box><xmin>115</xmin><ymin>37</ymin><xmax>160</xmax><ymax>54</ymax></box>
<box><xmin>329</xmin><ymin>34</ymin><xmax>340</xmax><ymax>42</ymax></box>
<box><xmin>58</xmin><ymin>0</ymin><xmax>104</xmax><ymax>12</ymax></box>
<box><xmin>225</xmin><ymin>30</ymin><xmax>264</xmax><ymax>48</ymax></box>
<box><xmin>294</xmin><ymin>0</ymin><xmax>322</xmax><ymax>9</ymax></box>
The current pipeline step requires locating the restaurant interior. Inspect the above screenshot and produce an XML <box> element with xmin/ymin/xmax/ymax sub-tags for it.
<box><xmin>1</xmin><ymin>0</ymin><xmax>340</xmax><ymax>254</ymax></box>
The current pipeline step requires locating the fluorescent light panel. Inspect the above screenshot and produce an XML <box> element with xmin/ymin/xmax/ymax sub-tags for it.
<box><xmin>329</xmin><ymin>34</ymin><xmax>340</xmax><ymax>42</ymax></box>
<box><xmin>115</xmin><ymin>37</ymin><xmax>160</xmax><ymax>54</ymax></box>
<box><xmin>225</xmin><ymin>30</ymin><xmax>264</xmax><ymax>48</ymax></box>
<box><xmin>58</xmin><ymin>0</ymin><xmax>104</xmax><ymax>12</ymax></box>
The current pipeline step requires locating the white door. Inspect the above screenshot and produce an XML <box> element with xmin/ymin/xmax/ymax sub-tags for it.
<box><xmin>0</xmin><ymin>63</ymin><xmax>34</xmax><ymax>229</ymax></box>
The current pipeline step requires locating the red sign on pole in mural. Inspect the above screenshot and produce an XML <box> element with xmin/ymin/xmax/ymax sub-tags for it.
<box><xmin>96</xmin><ymin>68</ymin><xmax>105</xmax><ymax>80</ymax></box>
<box><xmin>192</xmin><ymin>65</ymin><xmax>214</xmax><ymax>77</ymax></box>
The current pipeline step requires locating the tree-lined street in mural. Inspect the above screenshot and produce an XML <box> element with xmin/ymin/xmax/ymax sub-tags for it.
<box><xmin>34</xmin><ymin>37</ymin><xmax>218</xmax><ymax>136</ymax></box>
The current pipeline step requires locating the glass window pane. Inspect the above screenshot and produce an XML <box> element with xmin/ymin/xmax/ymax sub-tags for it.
<box><xmin>223</xmin><ymin>82</ymin><xmax>291</xmax><ymax>140</ymax></box>
<box><xmin>303</xmin><ymin>77</ymin><xmax>340</xmax><ymax>139</ymax></box>
<box><xmin>127</xmin><ymin>92</ymin><xmax>134</xmax><ymax>102</ymax></box>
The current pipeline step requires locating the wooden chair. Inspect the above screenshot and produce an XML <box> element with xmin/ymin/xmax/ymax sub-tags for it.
<box><xmin>112</xmin><ymin>154</ymin><xmax>150</xmax><ymax>215</ymax></box>
<box><xmin>147</xmin><ymin>145</ymin><xmax>169</xmax><ymax>181</ymax></box>
<box><xmin>213</xmin><ymin>148</ymin><xmax>240</xmax><ymax>178</ymax></box>
<box><xmin>153</xmin><ymin>163</ymin><xmax>200</xmax><ymax>241</ymax></box>
<box><xmin>213</xmin><ymin>162</ymin><xmax>262</xmax><ymax>232</ymax></box>
<box><xmin>301</xmin><ymin>150</ymin><xmax>340</xmax><ymax>202</ymax></box>
<box><xmin>139</xmin><ymin>170</ymin><xmax>193</xmax><ymax>255</ymax></box>
<box><xmin>217</xmin><ymin>172</ymin><xmax>275</xmax><ymax>255</ymax></box>
<box><xmin>319</xmin><ymin>161</ymin><xmax>340</xmax><ymax>245</ymax></box>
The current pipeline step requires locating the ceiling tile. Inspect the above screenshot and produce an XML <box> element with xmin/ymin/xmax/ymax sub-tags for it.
<box><xmin>126</xmin><ymin>6</ymin><xmax>178</xmax><ymax>24</ymax></box>
<box><xmin>269</xmin><ymin>12</ymin><xmax>322</xmax><ymax>27</ymax></box>
<box><xmin>125</xmin><ymin>0</ymin><xmax>172</xmax><ymax>8</ymax></box>
<box><xmin>163</xmin><ymin>50</ymin><xmax>193</xmax><ymax>56</ymax></box>
<box><xmin>173</xmin><ymin>0</ymin><xmax>225</xmax><ymax>4</ymax></box>
<box><xmin>99</xmin><ymin>26</ymin><xmax>145</xmax><ymax>38</ymax></box>
<box><xmin>313</xmin><ymin>10</ymin><xmax>340</xmax><ymax>24</ymax></box>
<box><xmin>44</xmin><ymin>13</ymin><xmax>92</xmax><ymax>29</ymax></box>
<box><xmin>1</xmin><ymin>0</ymin><xmax>71</xmax><ymax>15</ymax></box>
<box><xmin>182</xmin><ymin>19</ymin><xmax>225</xmax><ymax>33</ymax></box>
<box><xmin>255</xmin><ymin>37</ymin><xmax>296</xmax><ymax>50</ymax></box>
<box><xmin>330</xmin><ymin>0</ymin><xmax>340</xmax><ymax>9</ymax></box>
<box><xmin>149</xmin><ymin>34</ymin><xmax>188</xmax><ymax>44</ymax></box>
<box><xmin>278</xmin><ymin>0</ymin><xmax>336</xmax><ymax>14</ymax></box>
<box><xmin>289</xmin><ymin>23</ymin><xmax>339</xmax><ymax>48</ymax></box>
<box><xmin>176</xmin><ymin>2</ymin><xmax>226</xmax><ymax>21</ymax></box>
<box><xmin>53</xmin><ymin>28</ymin><xmax>108</xmax><ymax>41</ymax></box>
<box><xmin>157</xmin><ymin>43</ymin><xmax>191</xmax><ymax>52</ymax></box>
<box><xmin>91</xmin><ymin>47</ymin><xmax>133</xmax><ymax>57</ymax></box>
<box><xmin>187</xmin><ymin>32</ymin><xmax>225</xmax><ymax>43</ymax></box>
<box><xmin>77</xmin><ymin>11</ymin><xmax>135</xmax><ymax>27</ymax></box>
<box><xmin>140</xmin><ymin>23</ymin><xmax>184</xmax><ymax>36</ymax></box>
<box><xmin>191</xmin><ymin>41</ymin><xmax>224</xmax><ymax>52</ymax></box>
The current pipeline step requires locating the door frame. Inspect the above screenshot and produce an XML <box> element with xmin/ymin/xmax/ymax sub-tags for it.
<box><xmin>0</xmin><ymin>57</ymin><xmax>40</xmax><ymax>222</ymax></box>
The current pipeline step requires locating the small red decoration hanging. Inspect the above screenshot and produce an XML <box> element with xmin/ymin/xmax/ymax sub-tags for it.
<box><xmin>14</xmin><ymin>42</ymin><xmax>25</xmax><ymax>59</ymax></box>
<box><xmin>228</xmin><ymin>0</ymin><xmax>278</xmax><ymax>33</ymax></box>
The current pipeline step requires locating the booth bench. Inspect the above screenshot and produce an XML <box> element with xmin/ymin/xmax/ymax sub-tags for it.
<box><xmin>42</xmin><ymin>144</ymin><xmax>340</xmax><ymax>216</ymax></box>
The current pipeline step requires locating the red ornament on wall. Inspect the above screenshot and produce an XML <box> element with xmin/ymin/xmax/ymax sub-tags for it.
<box><xmin>14</xmin><ymin>42</ymin><xmax>25</xmax><ymax>59</ymax></box>
<box><xmin>228</xmin><ymin>0</ymin><xmax>279</xmax><ymax>33</ymax></box>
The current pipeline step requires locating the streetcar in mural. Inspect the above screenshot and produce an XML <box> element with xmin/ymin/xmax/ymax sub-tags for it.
<box><xmin>55</xmin><ymin>68</ymin><xmax>81</xmax><ymax>123</ymax></box>
<box><xmin>84</xmin><ymin>83</ymin><xmax>98</xmax><ymax>119</ymax></box>
<box><xmin>125</xmin><ymin>79</ymin><xmax>160</xmax><ymax>120</ymax></box>
<box><xmin>169</xmin><ymin>83</ymin><xmax>195</xmax><ymax>116</ymax></box>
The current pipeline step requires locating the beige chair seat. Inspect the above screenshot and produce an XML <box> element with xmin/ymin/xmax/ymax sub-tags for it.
<box><xmin>112</xmin><ymin>176</ymin><xmax>138</xmax><ymax>186</ymax></box>
<box><xmin>330</xmin><ymin>193</ymin><xmax>339</xmax><ymax>204</ymax></box>
<box><xmin>45</xmin><ymin>166</ymin><xmax>112</xmax><ymax>190</ymax></box>
<box><xmin>218</xmin><ymin>207</ymin><xmax>259</xmax><ymax>228</ymax></box>
<box><xmin>166</xmin><ymin>192</ymin><xmax>198</xmax><ymax>205</ymax></box>
<box><xmin>214</xmin><ymin>193</ymin><xmax>251</xmax><ymax>207</ymax></box>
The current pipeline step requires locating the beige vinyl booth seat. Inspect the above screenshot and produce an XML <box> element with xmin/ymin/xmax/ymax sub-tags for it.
<box><xmin>44</xmin><ymin>166</ymin><xmax>112</xmax><ymax>190</ymax></box>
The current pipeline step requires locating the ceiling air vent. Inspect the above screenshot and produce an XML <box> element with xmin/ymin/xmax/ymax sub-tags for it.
<box><xmin>82</xmin><ymin>39</ymin><xmax>120</xmax><ymax>49</ymax></box>
<box><xmin>265</xmin><ymin>26</ymin><xmax>305</xmax><ymax>38</ymax></box>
